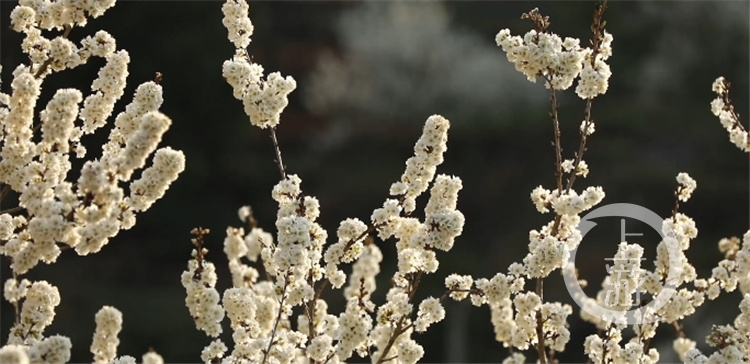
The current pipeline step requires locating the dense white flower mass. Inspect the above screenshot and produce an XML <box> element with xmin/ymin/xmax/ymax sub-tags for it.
<box><xmin>222</xmin><ymin>56</ymin><xmax>297</xmax><ymax>129</ymax></box>
<box><xmin>181</xmin><ymin>252</ymin><xmax>225</xmax><ymax>338</ymax></box>
<box><xmin>414</xmin><ymin>297</ymin><xmax>446</xmax><ymax>332</ymax></box>
<box><xmin>91</xmin><ymin>306</ymin><xmax>123</xmax><ymax>364</ymax></box>
<box><xmin>676</xmin><ymin>172</ymin><xmax>697</xmax><ymax>202</ymax></box>
<box><xmin>685</xmin><ymin>294</ymin><xmax>750</xmax><ymax>363</ymax></box>
<box><xmin>711</xmin><ymin>76</ymin><xmax>750</xmax><ymax>153</ymax></box>
<box><xmin>127</xmin><ymin>147</ymin><xmax>186</xmax><ymax>212</ymax></box>
<box><xmin>0</xmin><ymin>344</ymin><xmax>30</xmax><ymax>364</ymax></box>
<box><xmin>221</xmin><ymin>0</ymin><xmax>296</xmax><ymax>129</ymax></box>
<box><xmin>7</xmin><ymin>281</ymin><xmax>61</xmax><ymax>344</ymax></box>
<box><xmin>142</xmin><ymin>351</ymin><xmax>164</xmax><ymax>364</ymax></box>
<box><xmin>0</xmin><ymin>0</ymin><xmax>184</xmax><ymax>282</ymax></box>
<box><xmin>392</xmin><ymin>115</ymin><xmax>451</xmax><ymax>214</ymax></box>
<box><xmin>580</xmin><ymin>120</ymin><xmax>596</xmax><ymax>135</ymax></box>
<box><xmin>222</xmin><ymin>0</ymin><xmax>254</xmax><ymax>49</ymax></box>
<box><xmin>495</xmin><ymin>22</ymin><xmax>612</xmax><ymax>99</ymax></box>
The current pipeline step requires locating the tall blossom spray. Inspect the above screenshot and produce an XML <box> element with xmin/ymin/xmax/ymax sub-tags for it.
<box><xmin>182</xmin><ymin>1</ymin><xmax>463</xmax><ymax>363</ymax></box>
<box><xmin>0</xmin><ymin>0</ymin><xmax>184</xmax><ymax>363</ymax></box>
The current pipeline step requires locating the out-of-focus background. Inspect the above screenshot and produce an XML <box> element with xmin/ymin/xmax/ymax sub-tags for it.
<box><xmin>1</xmin><ymin>1</ymin><xmax>748</xmax><ymax>362</ymax></box>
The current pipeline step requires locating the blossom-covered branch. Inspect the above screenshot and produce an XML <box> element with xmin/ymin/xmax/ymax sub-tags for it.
<box><xmin>1</xmin><ymin>0</ymin><xmax>182</xmax><ymax>362</ymax></box>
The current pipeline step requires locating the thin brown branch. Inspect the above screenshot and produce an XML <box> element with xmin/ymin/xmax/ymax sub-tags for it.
<box><xmin>189</xmin><ymin>227</ymin><xmax>210</xmax><ymax>282</ymax></box>
<box><xmin>535</xmin><ymin>278</ymin><xmax>547</xmax><ymax>364</ymax></box>
<box><xmin>547</xmin><ymin>81</ymin><xmax>565</xmax><ymax>239</ymax></box>
<box><xmin>0</xmin><ymin>185</ymin><xmax>11</xmax><ymax>203</ymax></box>
<box><xmin>672</xmin><ymin>189</ymin><xmax>682</xmax><ymax>220</ymax></box>
<box><xmin>564</xmin><ymin>100</ymin><xmax>593</xmax><ymax>193</ymax></box>
<box><xmin>439</xmin><ymin>287</ymin><xmax>483</xmax><ymax>302</ymax></box>
<box><xmin>33</xmin><ymin>25</ymin><xmax>72</xmax><ymax>78</ymax></box>
<box><xmin>314</xmin><ymin>279</ymin><xmax>329</xmax><ymax>302</ymax></box>
<box><xmin>262</xmin><ymin>273</ymin><xmax>291</xmax><ymax>364</ymax></box>
<box><xmin>0</xmin><ymin>206</ymin><xmax>24</xmax><ymax>215</ymax></box>
<box><xmin>375</xmin><ymin>317</ymin><xmax>408</xmax><ymax>364</ymax></box>
<box><xmin>11</xmin><ymin>265</ymin><xmax>20</xmax><ymax>326</ymax></box>
<box><xmin>588</xmin><ymin>1</ymin><xmax>608</xmax><ymax>60</ymax></box>
<box><xmin>307</xmin><ymin>276</ymin><xmax>316</xmax><ymax>344</ymax></box>
<box><xmin>269</xmin><ymin>127</ymin><xmax>287</xmax><ymax>181</ymax></box>
<box><xmin>305</xmin><ymin>266</ymin><xmax>323</xmax><ymax>364</ymax></box>
<box><xmin>566</xmin><ymin>0</ymin><xmax>607</xmax><ymax>194</ymax></box>
<box><xmin>408</xmin><ymin>272</ymin><xmax>423</xmax><ymax>301</ymax></box>
<box><xmin>245</xmin><ymin>207</ymin><xmax>259</xmax><ymax>230</ymax></box>
<box><xmin>533</xmin><ymin>55</ymin><xmax>566</xmax><ymax>364</ymax></box>
<box><xmin>723</xmin><ymin>87</ymin><xmax>745</xmax><ymax>132</ymax></box>
<box><xmin>375</xmin><ymin>270</ymin><xmax>425</xmax><ymax>363</ymax></box>
<box><xmin>550</xmin><ymin>87</ymin><xmax>564</xmax><ymax>195</ymax></box>
<box><xmin>673</xmin><ymin>320</ymin><xmax>686</xmax><ymax>338</ymax></box>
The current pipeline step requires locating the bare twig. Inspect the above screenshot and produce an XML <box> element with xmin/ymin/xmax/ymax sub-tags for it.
<box><xmin>0</xmin><ymin>206</ymin><xmax>24</xmax><ymax>215</ymax></box>
<box><xmin>536</xmin><ymin>73</ymin><xmax>562</xmax><ymax>364</ymax></box>
<box><xmin>535</xmin><ymin>278</ymin><xmax>547</xmax><ymax>364</ymax></box>
<box><xmin>189</xmin><ymin>227</ymin><xmax>210</xmax><ymax>282</ymax></box>
<box><xmin>0</xmin><ymin>185</ymin><xmax>11</xmax><ymax>203</ymax></box>
<box><xmin>269</xmin><ymin>127</ymin><xmax>287</xmax><ymax>181</ymax></box>
<box><xmin>565</xmin><ymin>0</ymin><xmax>607</xmax><ymax>194</ymax></box>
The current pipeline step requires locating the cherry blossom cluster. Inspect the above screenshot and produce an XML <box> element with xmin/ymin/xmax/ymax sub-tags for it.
<box><xmin>685</xmin><ymin>294</ymin><xmax>750</xmax><ymax>363</ymax></box>
<box><xmin>495</xmin><ymin>8</ymin><xmax>613</xmax><ymax>99</ymax></box>
<box><xmin>221</xmin><ymin>0</ymin><xmax>296</xmax><ymax>129</ymax></box>
<box><xmin>711</xmin><ymin>76</ymin><xmax>750</xmax><ymax>152</ymax></box>
<box><xmin>1</xmin><ymin>8</ymin><xmax>185</xmax><ymax>275</ymax></box>
<box><xmin>91</xmin><ymin>306</ymin><xmax>124</xmax><ymax>364</ymax></box>
<box><xmin>441</xmin><ymin>178</ymin><xmax>601</xmax><ymax>362</ymax></box>
<box><xmin>676</xmin><ymin>173</ymin><xmax>697</xmax><ymax>202</ymax></box>
<box><xmin>181</xmin><ymin>243</ymin><xmax>225</xmax><ymax>338</ymax></box>
<box><xmin>2</xmin><ymin>0</ymin><xmax>181</xmax><ymax>362</ymax></box>
<box><xmin>569</xmin><ymin>170</ymin><xmax>750</xmax><ymax>363</ymax></box>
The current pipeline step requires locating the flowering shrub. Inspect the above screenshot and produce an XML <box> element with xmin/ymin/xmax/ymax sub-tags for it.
<box><xmin>0</xmin><ymin>0</ymin><xmax>184</xmax><ymax>363</ymax></box>
<box><xmin>0</xmin><ymin>0</ymin><xmax>748</xmax><ymax>363</ymax></box>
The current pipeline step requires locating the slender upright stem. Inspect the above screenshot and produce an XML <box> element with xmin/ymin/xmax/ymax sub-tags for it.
<box><xmin>548</xmin><ymin>84</ymin><xmax>565</xmax><ymax>239</ymax></box>
<box><xmin>262</xmin><ymin>275</ymin><xmax>290</xmax><ymax>364</ymax></box>
<box><xmin>375</xmin><ymin>318</ymin><xmax>408</xmax><ymax>364</ymax></box>
<box><xmin>375</xmin><ymin>272</ymin><xmax>424</xmax><ymax>364</ymax></box>
<box><xmin>535</xmin><ymin>278</ymin><xmax>547</xmax><ymax>364</ymax></box>
<box><xmin>12</xmin><ymin>269</ymin><xmax>20</xmax><ymax>325</ymax></box>
<box><xmin>566</xmin><ymin>0</ymin><xmax>607</xmax><ymax>194</ymax></box>
<box><xmin>534</xmin><ymin>79</ymin><xmax>564</xmax><ymax>364</ymax></box>
<box><xmin>565</xmin><ymin>99</ymin><xmax>593</xmax><ymax>193</ymax></box>
<box><xmin>550</xmin><ymin>88</ymin><xmax>564</xmax><ymax>195</ymax></box>
<box><xmin>269</xmin><ymin>127</ymin><xmax>287</xmax><ymax>181</ymax></box>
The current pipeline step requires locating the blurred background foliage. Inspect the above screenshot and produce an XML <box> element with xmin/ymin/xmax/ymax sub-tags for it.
<box><xmin>1</xmin><ymin>1</ymin><xmax>748</xmax><ymax>362</ymax></box>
